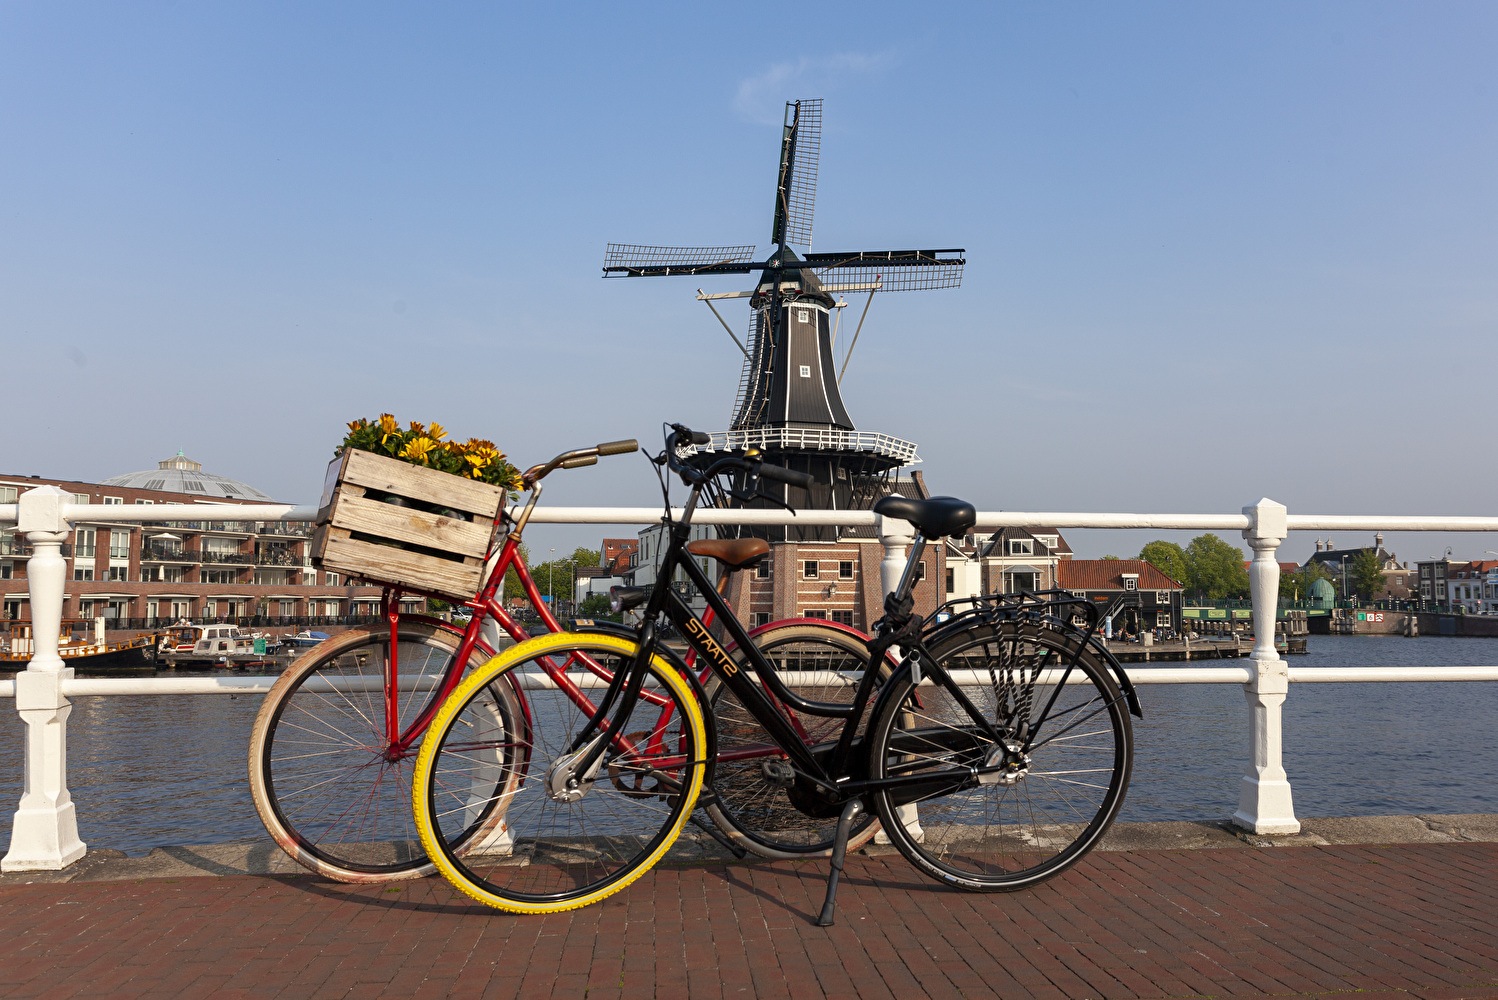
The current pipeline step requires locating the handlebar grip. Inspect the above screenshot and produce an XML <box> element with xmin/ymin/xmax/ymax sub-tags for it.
<box><xmin>689</xmin><ymin>430</ymin><xmax>710</xmax><ymax>445</ymax></box>
<box><xmin>758</xmin><ymin>463</ymin><xmax>814</xmax><ymax>489</ymax></box>
<box><xmin>560</xmin><ymin>454</ymin><xmax>599</xmax><ymax>470</ymax></box>
<box><xmin>597</xmin><ymin>439</ymin><xmax>638</xmax><ymax>456</ymax></box>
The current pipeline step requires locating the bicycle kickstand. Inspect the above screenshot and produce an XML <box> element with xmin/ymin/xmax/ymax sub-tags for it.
<box><xmin>816</xmin><ymin>799</ymin><xmax>866</xmax><ymax>927</ymax></box>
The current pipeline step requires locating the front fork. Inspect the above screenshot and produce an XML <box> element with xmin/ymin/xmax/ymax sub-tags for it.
<box><xmin>548</xmin><ymin>620</ymin><xmax>662</xmax><ymax>797</ymax></box>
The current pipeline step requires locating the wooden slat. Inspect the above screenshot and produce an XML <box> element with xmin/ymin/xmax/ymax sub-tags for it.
<box><xmin>340</xmin><ymin>450</ymin><xmax>504</xmax><ymax>520</ymax></box>
<box><xmin>316</xmin><ymin>529</ymin><xmax>485</xmax><ymax>599</ymax></box>
<box><xmin>328</xmin><ymin>493</ymin><xmax>493</xmax><ymax>558</ymax></box>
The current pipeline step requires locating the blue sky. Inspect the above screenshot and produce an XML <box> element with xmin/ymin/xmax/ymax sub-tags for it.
<box><xmin>3</xmin><ymin>3</ymin><xmax>1496</xmax><ymax>563</ymax></box>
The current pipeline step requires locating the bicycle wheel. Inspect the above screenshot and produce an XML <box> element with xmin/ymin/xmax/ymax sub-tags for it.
<box><xmin>248</xmin><ymin>621</ymin><xmax>523</xmax><ymax>882</ymax></box>
<box><xmin>413</xmin><ymin>632</ymin><xmax>709</xmax><ymax>914</ymax></box>
<box><xmin>702</xmin><ymin>623</ymin><xmax>887</xmax><ymax>859</ymax></box>
<box><xmin>868</xmin><ymin>621</ymin><xmax>1132</xmax><ymax>891</ymax></box>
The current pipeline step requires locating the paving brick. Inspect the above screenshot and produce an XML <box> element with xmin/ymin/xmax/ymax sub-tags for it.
<box><xmin>2</xmin><ymin>842</ymin><xmax>1497</xmax><ymax>998</ymax></box>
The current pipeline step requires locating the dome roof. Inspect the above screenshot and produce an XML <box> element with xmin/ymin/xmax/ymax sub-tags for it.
<box><xmin>102</xmin><ymin>452</ymin><xmax>278</xmax><ymax>502</ymax></box>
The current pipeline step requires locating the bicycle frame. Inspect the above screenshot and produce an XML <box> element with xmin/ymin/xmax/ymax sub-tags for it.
<box><xmin>373</xmin><ymin>510</ymin><xmax>868</xmax><ymax>762</ymax></box>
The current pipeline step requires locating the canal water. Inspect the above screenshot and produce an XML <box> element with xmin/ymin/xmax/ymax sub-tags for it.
<box><xmin>1</xmin><ymin>636</ymin><xmax>1495</xmax><ymax>857</ymax></box>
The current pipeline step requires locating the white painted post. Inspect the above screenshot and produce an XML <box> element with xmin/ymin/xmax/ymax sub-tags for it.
<box><xmin>1232</xmin><ymin>498</ymin><xmax>1300</xmax><ymax>835</ymax></box>
<box><xmin>3</xmin><ymin>486</ymin><xmax>88</xmax><ymax>871</ymax></box>
<box><xmin>875</xmin><ymin>513</ymin><xmax>922</xmax><ymax>842</ymax></box>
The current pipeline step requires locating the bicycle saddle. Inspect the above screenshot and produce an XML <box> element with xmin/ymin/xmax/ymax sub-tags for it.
<box><xmin>872</xmin><ymin>496</ymin><xmax>977</xmax><ymax>540</ymax></box>
<box><xmin>686</xmin><ymin>537</ymin><xmax>770</xmax><ymax>570</ymax></box>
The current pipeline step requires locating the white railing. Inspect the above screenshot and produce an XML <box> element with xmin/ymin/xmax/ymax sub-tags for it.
<box><xmin>4</xmin><ymin>488</ymin><xmax>1498</xmax><ymax>870</ymax></box>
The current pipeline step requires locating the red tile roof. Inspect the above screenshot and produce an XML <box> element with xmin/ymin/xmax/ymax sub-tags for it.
<box><xmin>1057</xmin><ymin>559</ymin><xmax>1182</xmax><ymax>591</ymax></box>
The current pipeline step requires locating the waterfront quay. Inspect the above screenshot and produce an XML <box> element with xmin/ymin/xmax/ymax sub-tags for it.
<box><xmin>2</xmin><ymin>816</ymin><xmax>1495</xmax><ymax>999</ymax></box>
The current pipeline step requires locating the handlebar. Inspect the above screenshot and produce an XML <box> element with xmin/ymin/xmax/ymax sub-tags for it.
<box><xmin>757</xmin><ymin>462</ymin><xmax>814</xmax><ymax>489</ymax></box>
<box><xmin>666</xmin><ymin>423</ymin><xmax>812</xmax><ymax>490</ymax></box>
<box><xmin>522</xmin><ymin>439</ymin><xmax>638</xmax><ymax>487</ymax></box>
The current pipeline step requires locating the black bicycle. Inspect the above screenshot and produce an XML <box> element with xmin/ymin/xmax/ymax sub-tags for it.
<box><xmin>411</xmin><ymin>424</ymin><xmax>1141</xmax><ymax>922</ymax></box>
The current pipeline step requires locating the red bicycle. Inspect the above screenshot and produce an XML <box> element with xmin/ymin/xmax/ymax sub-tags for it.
<box><xmin>248</xmin><ymin>440</ymin><xmax>884</xmax><ymax>882</ymax></box>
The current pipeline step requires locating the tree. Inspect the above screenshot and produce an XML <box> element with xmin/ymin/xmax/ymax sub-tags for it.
<box><xmin>1280</xmin><ymin>561</ymin><xmax>1330</xmax><ymax>601</ymax></box>
<box><xmin>1138</xmin><ymin>541</ymin><xmax>1188</xmax><ymax>587</ymax></box>
<box><xmin>1185</xmin><ymin>533</ymin><xmax>1250</xmax><ymax>601</ymax></box>
<box><xmin>579</xmin><ymin>593</ymin><xmax>613</xmax><ymax>617</ymax></box>
<box><xmin>1349</xmin><ymin>549</ymin><xmax>1384</xmax><ymax>600</ymax></box>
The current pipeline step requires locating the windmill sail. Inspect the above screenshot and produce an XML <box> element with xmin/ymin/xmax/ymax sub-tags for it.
<box><xmin>771</xmin><ymin>99</ymin><xmax>821</xmax><ymax>250</ymax></box>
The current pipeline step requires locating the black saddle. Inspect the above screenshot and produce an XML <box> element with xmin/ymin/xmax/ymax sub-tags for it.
<box><xmin>872</xmin><ymin>495</ymin><xmax>977</xmax><ymax>540</ymax></box>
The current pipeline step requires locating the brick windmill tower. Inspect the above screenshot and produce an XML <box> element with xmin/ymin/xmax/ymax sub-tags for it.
<box><xmin>604</xmin><ymin>99</ymin><xmax>964</xmax><ymax>546</ymax></box>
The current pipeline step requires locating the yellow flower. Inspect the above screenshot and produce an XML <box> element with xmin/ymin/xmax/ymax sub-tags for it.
<box><xmin>346</xmin><ymin>418</ymin><xmax>369</xmax><ymax>434</ymax></box>
<box><xmin>427</xmin><ymin>421</ymin><xmax>447</xmax><ymax>443</ymax></box>
<box><xmin>377</xmin><ymin>413</ymin><xmax>400</xmax><ymax>447</ymax></box>
<box><xmin>401</xmin><ymin>436</ymin><xmax>438</xmax><ymax>463</ymax></box>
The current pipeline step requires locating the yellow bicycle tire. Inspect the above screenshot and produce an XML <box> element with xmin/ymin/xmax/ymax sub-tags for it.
<box><xmin>412</xmin><ymin>631</ymin><xmax>708</xmax><ymax>915</ymax></box>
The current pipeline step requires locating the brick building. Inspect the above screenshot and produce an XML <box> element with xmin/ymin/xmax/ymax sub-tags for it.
<box><xmin>1055</xmin><ymin>559</ymin><xmax>1184</xmax><ymax>634</ymax></box>
<box><xmin>1</xmin><ymin>454</ymin><xmax>390</xmax><ymax>627</ymax></box>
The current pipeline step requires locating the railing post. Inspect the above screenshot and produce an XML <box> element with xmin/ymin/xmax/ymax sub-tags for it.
<box><xmin>875</xmin><ymin>512</ymin><xmax>922</xmax><ymax>842</ymax></box>
<box><xmin>3</xmin><ymin>486</ymin><xmax>88</xmax><ymax>871</ymax></box>
<box><xmin>1232</xmin><ymin>497</ymin><xmax>1300</xmax><ymax>835</ymax></box>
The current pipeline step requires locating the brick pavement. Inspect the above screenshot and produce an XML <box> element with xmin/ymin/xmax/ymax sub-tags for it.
<box><xmin>1</xmin><ymin>843</ymin><xmax>1495</xmax><ymax>999</ymax></box>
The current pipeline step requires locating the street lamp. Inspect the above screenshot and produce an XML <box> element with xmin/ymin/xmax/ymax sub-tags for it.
<box><xmin>1340</xmin><ymin>555</ymin><xmax>1348</xmax><ymax>602</ymax></box>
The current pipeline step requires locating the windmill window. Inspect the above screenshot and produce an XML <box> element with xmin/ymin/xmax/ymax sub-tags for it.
<box><xmin>795</xmin><ymin>308</ymin><xmax>811</xmax><ymax>324</ymax></box>
<box><xmin>799</xmin><ymin>365</ymin><xmax>811</xmax><ymax>378</ymax></box>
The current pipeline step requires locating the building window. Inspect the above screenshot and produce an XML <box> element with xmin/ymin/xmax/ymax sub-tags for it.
<box><xmin>751</xmin><ymin>612</ymin><xmax>771</xmax><ymax>628</ymax></box>
<box><xmin>838</xmin><ymin>561</ymin><xmax>853</xmax><ymax>580</ymax></box>
<box><xmin>0</xmin><ymin>487</ymin><xmax>16</xmax><ymax>504</ymax></box>
<box><xmin>755</xmin><ymin>561</ymin><xmax>770</xmax><ymax>580</ymax></box>
<box><xmin>325</xmin><ymin>572</ymin><xmax>339</xmax><ymax>585</ymax></box>
<box><xmin>945</xmin><ymin>568</ymin><xmax>955</xmax><ymax>592</ymax></box>
<box><xmin>831</xmin><ymin>610</ymin><xmax>854</xmax><ymax>626</ymax></box>
<box><xmin>1008</xmin><ymin>539</ymin><xmax>1033</xmax><ymax>556</ymax></box>
<box><xmin>803</xmin><ymin>609</ymin><xmax>827</xmax><ymax>619</ymax></box>
<box><xmin>1122</xmin><ymin>577</ymin><xmax>1137</xmax><ymax>591</ymax></box>
<box><xmin>72</xmin><ymin>566</ymin><xmax>94</xmax><ymax>581</ymax></box>
<box><xmin>109</xmin><ymin>530</ymin><xmax>130</xmax><ymax>560</ymax></box>
<box><xmin>1156</xmin><ymin>591</ymin><xmax>1170</xmax><ymax>604</ymax></box>
<box><xmin>1072</xmin><ymin>590</ymin><xmax>1086</xmax><ymax>599</ymax></box>
<box><xmin>135</xmin><ymin>498</ymin><xmax>153</xmax><ymax>505</ymax></box>
<box><xmin>107</xmin><ymin>566</ymin><xmax>129</xmax><ymax>582</ymax></box>
<box><xmin>1157</xmin><ymin>613</ymin><xmax>1172</xmax><ymax>628</ymax></box>
<box><xmin>74</xmin><ymin>528</ymin><xmax>96</xmax><ymax>559</ymax></box>
<box><xmin>803</xmin><ymin>560</ymin><xmax>819</xmax><ymax>579</ymax></box>
<box><xmin>103</xmin><ymin>496</ymin><xmax>123</xmax><ymax>505</ymax></box>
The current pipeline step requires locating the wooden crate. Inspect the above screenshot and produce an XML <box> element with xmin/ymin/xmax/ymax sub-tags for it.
<box><xmin>311</xmin><ymin>449</ymin><xmax>506</xmax><ymax>599</ymax></box>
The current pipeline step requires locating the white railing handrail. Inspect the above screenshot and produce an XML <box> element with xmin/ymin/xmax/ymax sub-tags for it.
<box><xmin>7</xmin><ymin>488</ymin><xmax>1498</xmax><ymax>872</ymax></box>
<box><xmin>8</xmin><ymin>500</ymin><xmax>1498</xmax><ymax>534</ymax></box>
<box><xmin>12</xmin><ymin>663</ymin><xmax>1498</xmax><ymax>701</ymax></box>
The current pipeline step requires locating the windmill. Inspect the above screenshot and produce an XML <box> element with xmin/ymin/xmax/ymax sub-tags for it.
<box><xmin>604</xmin><ymin>99</ymin><xmax>964</xmax><ymax>539</ymax></box>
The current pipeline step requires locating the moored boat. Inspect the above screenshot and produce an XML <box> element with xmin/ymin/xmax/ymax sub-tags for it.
<box><xmin>282</xmin><ymin>630</ymin><xmax>329</xmax><ymax>648</ymax></box>
<box><xmin>2</xmin><ymin>618</ymin><xmax>157</xmax><ymax>672</ymax></box>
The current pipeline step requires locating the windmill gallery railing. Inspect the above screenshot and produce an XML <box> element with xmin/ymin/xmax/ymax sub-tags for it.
<box><xmin>3</xmin><ymin>488</ymin><xmax>1498</xmax><ymax>871</ymax></box>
